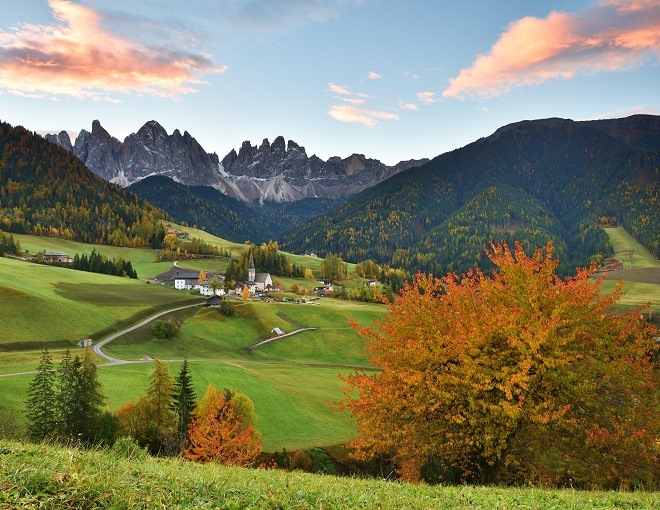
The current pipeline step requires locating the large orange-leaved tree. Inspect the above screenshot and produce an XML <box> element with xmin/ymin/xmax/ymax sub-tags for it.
<box><xmin>339</xmin><ymin>242</ymin><xmax>658</xmax><ymax>488</ymax></box>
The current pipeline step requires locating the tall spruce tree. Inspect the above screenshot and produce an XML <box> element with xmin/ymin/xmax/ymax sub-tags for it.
<box><xmin>144</xmin><ymin>358</ymin><xmax>177</xmax><ymax>453</ymax></box>
<box><xmin>25</xmin><ymin>350</ymin><xmax>57</xmax><ymax>441</ymax></box>
<box><xmin>171</xmin><ymin>359</ymin><xmax>197</xmax><ymax>454</ymax></box>
<box><xmin>56</xmin><ymin>350</ymin><xmax>84</xmax><ymax>441</ymax></box>
<box><xmin>79</xmin><ymin>348</ymin><xmax>105</xmax><ymax>443</ymax></box>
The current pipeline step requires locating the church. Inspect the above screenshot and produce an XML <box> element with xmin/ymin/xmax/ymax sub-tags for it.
<box><xmin>234</xmin><ymin>255</ymin><xmax>273</xmax><ymax>294</ymax></box>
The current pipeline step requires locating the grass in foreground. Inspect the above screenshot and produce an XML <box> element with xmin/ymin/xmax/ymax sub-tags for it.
<box><xmin>1</xmin><ymin>440</ymin><xmax>656</xmax><ymax>510</ymax></box>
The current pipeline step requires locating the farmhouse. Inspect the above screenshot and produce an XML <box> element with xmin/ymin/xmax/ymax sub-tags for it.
<box><xmin>43</xmin><ymin>251</ymin><xmax>71</xmax><ymax>263</ymax></box>
<box><xmin>173</xmin><ymin>270</ymin><xmax>201</xmax><ymax>290</ymax></box>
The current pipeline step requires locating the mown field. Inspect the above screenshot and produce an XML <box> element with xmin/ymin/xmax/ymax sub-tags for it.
<box><xmin>0</xmin><ymin>256</ymin><xmax>201</xmax><ymax>351</ymax></box>
<box><xmin>1</xmin><ymin>440</ymin><xmax>657</xmax><ymax>509</ymax></box>
<box><xmin>600</xmin><ymin>227</ymin><xmax>660</xmax><ymax>315</ymax></box>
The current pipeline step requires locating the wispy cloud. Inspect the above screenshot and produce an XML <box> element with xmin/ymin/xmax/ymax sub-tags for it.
<box><xmin>328</xmin><ymin>104</ymin><xmax>399</xmax><ymax>127</ymax></box>
<box><xmin>401</xmin><ymin>102</ymin><xmax>419</xmax><ymax>111</ymax></box>
<box><xmin>417</xmin><ymin>91</ymin><xmax>436</xmax><ymax>104</ymax></box>
<box><xmin>327</xmin><ymin>82</ymin><xmax>352</xmax><ymax>95</ymax></box>
<box><xmin>368</xmin><ymin>71</ymin><xmax>382</xmax><ymax>80</ymax></box>
<box><xmin>0</xmin><ymin>0</ymin><xmax>225</xmax><ymax>101</ymax></box>
<box><xmin>443</xmin><ymin>0</ymin><xmax>660</xmax><ymax>99</ymax></box>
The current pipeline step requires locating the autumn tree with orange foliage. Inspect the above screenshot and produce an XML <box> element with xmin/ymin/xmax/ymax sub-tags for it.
<box><xmin>185</xmin><ymin>385</ymin><xmax>262</xmax><ymax>466</ymax></box>
<box><xmin>340</xmin><ymin>242</ymin><xmax>658</xmax><ymax>488</ymax></box>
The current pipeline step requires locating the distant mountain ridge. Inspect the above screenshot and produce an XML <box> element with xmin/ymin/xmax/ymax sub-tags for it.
<box><xmin>281</xmin><ymin>114</ymin><xmax>660</xmax><ymax>275</ymax></box>
<box><xmin>46</xmin><ymin>120</ymin><xmax>428</xmax><ymax>203</ymax></box>
<box><xmin>0</xmin><ymin>121</ymin><xmax>168</xmax><ymax>247</ymax></box>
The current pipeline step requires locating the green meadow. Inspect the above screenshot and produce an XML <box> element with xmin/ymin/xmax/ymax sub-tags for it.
<box><xmin>12</xmin><ymin>233</ymin><xmax>172</xmax><ymax>278</ymax></box>
<box><xmin>603</xmin><ymin>226</ymin><xmax>660</xmax><ymax>269</ymax></box>
<box><xmin>0</xmin><ymin>233</ymin><xmax>384</xmax><ymax>452</ymax></box>
<box><xmin>0</xmin><ymin>256</ymin><xmax>201</xmax><ymax>349</ymax></box>
<box><xmin>0</xmin><ymin>361</ymin><xmax>356</xmax><ymax>451</ymax></box>
<box><xmin>601</xmin><ymin>227</ymin><xmax>660</xmax><ymax>314</ymax></box>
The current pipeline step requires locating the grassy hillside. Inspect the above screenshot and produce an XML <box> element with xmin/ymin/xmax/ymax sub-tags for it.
<box><xmin>1</xmin><ymin>440</ymin><xmax>657</xmax><ymax>509</ymax></box>
<box><xmin>0</xmin><ymin>256</ymin><xmax>201</xmax><ymax>348</ymax></box>
<box><xmin>599</xmin><ymin>227</ymin><xmax>660</xmax><ymax>315</ymax></box>
<box><xmin>604</xmin><ymin>227</ymin><xmax>660</xmax><ymax>269</ymax></box>
<box><xmin>0</xmin><ymin>230</ymin><xmax>386</xmax><ymax>451</ymax></box>
<box><xmin>11</xmin><ymin>233</ymin><xmax>171</xmax><ymax>278</ymax></box>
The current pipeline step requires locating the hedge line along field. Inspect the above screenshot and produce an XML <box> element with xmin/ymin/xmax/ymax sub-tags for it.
<box><xmin>1</xmin><ymin>440</ymin><xmax>657</xmax><ymax>509</ymax></box>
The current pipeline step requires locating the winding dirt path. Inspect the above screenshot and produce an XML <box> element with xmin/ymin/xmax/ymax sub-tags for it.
<box><xmin>92</xmin><ymin>302</ymin><xmax>205</xmax><ymax>364</ymax></box>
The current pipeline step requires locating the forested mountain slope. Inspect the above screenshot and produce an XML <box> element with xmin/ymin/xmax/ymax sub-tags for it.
<box><xmin>127</xmin><ymin>176</ymin><xmax>345</xmax><ymax>243</ymax></box>
<box><xmin>281</xmin><ymin>115</ymin><xmax>660</xmax><ymax>275</ymax></box>
<box><xmin>0</xmin><ymin>121</ymin><xmax>169</xmax><ymax>247</ymax></box>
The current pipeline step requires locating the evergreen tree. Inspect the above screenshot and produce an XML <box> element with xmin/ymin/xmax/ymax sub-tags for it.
<box><xmin>25</xmin><ymin>350</ymin><xmax>57</xmax><ymax>441</ymax></box>
<box><xmin>79</xmin><ymin>348</ymin><xmax>105</xmax><ymax>443</ymax></box>
<box><xmin>56</xmin><ymin>349</ymin><xmax>84</xmax><ymax>441</ymax></box>
<box><xmin>171</xmin><ymin>360</ymin><xmax>197</xmax><ymax>454</ymax></box>
<box><xmin>144</xmin><ymin>358</ymin><xmax>177</xmax><ymax>454</ymax></box>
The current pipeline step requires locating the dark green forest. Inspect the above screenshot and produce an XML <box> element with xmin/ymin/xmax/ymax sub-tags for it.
<box><xmin>281</xmin><ymin>115</ymin><xmax>660</xmax><ymax>275</ymax></box>
<box><xmin>128</xmin><ymin>176</ymin><xmax>344</xmax><ymax>244</ymax></box>
<box><xmin>0</xmin><ymin>121</ymin><xmax>169</xmax><ymax>247</ymax></box>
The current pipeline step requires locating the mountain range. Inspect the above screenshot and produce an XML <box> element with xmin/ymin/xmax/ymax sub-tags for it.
<box><xmin>7</xmin><ymin>114</ymin><xmax>659</xmax><ymax>278</ymax></box>
<box><xmin>46</xmin><ymin>120</ymin><xmax>427</xmax><ymax>203</ymax></box>
<box><xmin>280</xmin><ymin>114</ymin><xmax>660</xmax><ymax>275</ymax></box>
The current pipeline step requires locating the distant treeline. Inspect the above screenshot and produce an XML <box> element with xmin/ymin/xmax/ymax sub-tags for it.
<box><xmin>36</xmin><ymin>248</ymin><xmax>138</xmax><ymax>279</ymax></box>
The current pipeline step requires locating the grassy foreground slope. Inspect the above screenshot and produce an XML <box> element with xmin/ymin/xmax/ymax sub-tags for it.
<box><xmin>1</xmin><ymin>440</ymin><xmax>656</xmax><ymax>510</ymax></box>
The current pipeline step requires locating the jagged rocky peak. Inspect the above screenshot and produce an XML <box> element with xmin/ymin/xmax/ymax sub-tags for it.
<box><xmin>45</xmin><ymin>131</ymin><xmax>73</xmax><ymax>152</ymax></box>
<box><xmin>45</xmin><ymin>120</ymin><xmax>429</xmax><ymax>203</ymax></box>
<box><xmin>343</xmin><ymin>154</ymin><xmax>366</xmax><ymax>176</ymax></box>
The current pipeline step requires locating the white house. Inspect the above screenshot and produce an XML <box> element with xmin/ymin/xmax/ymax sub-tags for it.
<box><xmin>173</xmin><ymin>270</ymin><xmax>202</xmax><ymax>290</ymax></box>
<box><xmin>198</xmin><ymin>282</ymin><xmax>225</xmax><ymax>296</ymax></box>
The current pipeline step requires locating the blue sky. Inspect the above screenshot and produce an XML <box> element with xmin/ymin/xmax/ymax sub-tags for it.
<box><xmin>0</xmin><ymin>0</ymin><xmax>658</xmax><ymax>165</ymax></box>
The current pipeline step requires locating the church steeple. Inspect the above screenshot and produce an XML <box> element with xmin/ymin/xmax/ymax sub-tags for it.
<box><xmin>248</xmin><ymin>254</ymin><xmax>256</xmax><ymax>282</ymax></box>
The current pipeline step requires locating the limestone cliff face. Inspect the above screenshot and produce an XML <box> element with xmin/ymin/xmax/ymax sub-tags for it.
<box><xmin>47</xmin><ymin>120</ymin><xmax>428</xmax><ymax>202</ymax></box>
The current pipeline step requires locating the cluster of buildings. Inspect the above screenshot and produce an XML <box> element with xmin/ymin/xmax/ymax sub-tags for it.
<box><xmin>161</xmin><ymin>256</ymin><xmax>273</xmax><ymax>297</ymax></box>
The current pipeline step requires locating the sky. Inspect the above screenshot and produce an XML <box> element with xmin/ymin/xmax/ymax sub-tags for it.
<box><xmin>0</xmin><ymin>0</ymin><xmax>658</xmax><ymax>165</ymax></box>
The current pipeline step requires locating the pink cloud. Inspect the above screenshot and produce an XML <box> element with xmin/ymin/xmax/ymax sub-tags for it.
<box><xmin>401</xmin><ymin>103</ymin><xmax>419</xmax><ymax>111</ymax></box>
<box><xmin>368</xmin><ymin>71</ymin><xmax>382</xmax><ymax>80</ymax></box>
<box><xmin>443</xmin><ymin>1</ymin><xmax>660</xmax><ymax>99</ymax></box>
<box><xmin>0</xmin><ymin>0</ymin><xmax>224</xmax><ymax>101</ymax></box>
<box><xmin>417</xmin><ymin>91</ymin><xmax>436</xmax><ymax>104</ymax></box>
<box><xmin>327</xmin><ymin>82</ymin><xmax>352</xmax><ymax>95</ymax></box>
<box><xmin>327</xmin><ymin>104</ymin><xmax>399</xmax><ymax>127</ymax></box>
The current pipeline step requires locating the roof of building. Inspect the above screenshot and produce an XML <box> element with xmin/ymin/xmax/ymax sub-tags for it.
<box><xmin>173</xmin><ymin>270</ymin><xmax>201</xmax><ymax>280</ymax></box>
<box><xmin>254</xmin><ymin>272</ymin><xmax>271</xmax><ymax>284</ymax></box>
